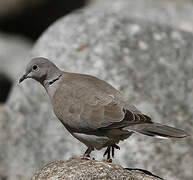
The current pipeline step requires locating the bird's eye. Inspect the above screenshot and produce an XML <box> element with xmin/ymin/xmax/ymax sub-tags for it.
<box><xmin>32</xmin><ymin>65</ymin><xmax>38</xmax><ymax>71</ymax></box>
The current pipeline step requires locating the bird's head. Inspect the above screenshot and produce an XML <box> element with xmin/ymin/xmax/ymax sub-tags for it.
<box><xmin>19</xmin><ymin>57</ymin><xmax>62</xmax><ymax>85</ymax></box>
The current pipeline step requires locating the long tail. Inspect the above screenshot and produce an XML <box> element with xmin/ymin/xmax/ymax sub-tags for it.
<box><xmin>123</xmin><ymin>123</ymin><xmax>189</xmax><ymax>138</ymax></box>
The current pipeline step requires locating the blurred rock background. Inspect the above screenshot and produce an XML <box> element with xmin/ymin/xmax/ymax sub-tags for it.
<box><xmin>0</xmin><ymin>0</ymin><xmax>193</xmax><ymax>180</ymax></box>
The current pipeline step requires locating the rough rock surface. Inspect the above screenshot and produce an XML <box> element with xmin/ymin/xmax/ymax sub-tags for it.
<box><xmin>1</xmin><ymin>0</ymin><xmax>193</xmax><ymax>180</ymax></box>
<box><xmin>31</xmin><ymin>158</ymin><xmax>162</xmax><ymax>180</ymax></box>
<box><xmin>88</xmin><ymin>0</ymin><xmax>193</xmax><ymax>33</ymax></box>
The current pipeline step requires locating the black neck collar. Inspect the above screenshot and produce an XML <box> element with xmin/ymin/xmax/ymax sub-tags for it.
<box><xmin>46</xmin><ymin>74</ymin><xmax>62</xmax><ymax>86</ymax></box>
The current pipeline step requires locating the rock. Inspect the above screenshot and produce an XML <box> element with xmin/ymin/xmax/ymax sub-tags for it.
<box><xmin>0</xmin><ymin>104</ymin><xmax>3</xmax><ymax>121</ymax></box>
<box><xmin>0</xmin><ymin>32</ymin><xmax>32</xmax><ymax>81</ymax></box>
<box><xmin>0</xmin><ymin>0</ymin><xmax>86</xmax><ymax>40</ymax></box>
<box><xmin>89</xmin><ymin>0</ymin><xmax>193</xmax><ymax>33</ymax></box>
<box><xmin>0</xmin><ymin>0</ymin><xmax>45</xmax><ymax>17</ymax></box>
<box><xmin>0</xmin><ymin>32</ymin><xmax>32</xmax><ymax>103</ymax></box>
<box><xmin>0</xmin><ymin>73</ymin><xmax>12</xmax><ymax>103</ymax></box>
<box><xmin>1</xmin><ymin>0</ymin><xmax>193</xmax><ymax>180</ymax></box>
<box><xmin>31</xmin><ymin>158</ymin><xmax>162</xmax><ymax>180</ymax></box>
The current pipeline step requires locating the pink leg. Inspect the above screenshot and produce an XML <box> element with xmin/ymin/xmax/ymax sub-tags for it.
<box><xmin>82</xmin><ymin>147</ymin><xmax>93</xmax><ymax>160</ymax></box>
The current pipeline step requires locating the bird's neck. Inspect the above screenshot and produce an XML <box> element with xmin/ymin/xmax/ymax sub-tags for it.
<box><xmin>43</xmin><ymin>71</ymin><xmax>63</xmax><ymax>98</ymax></box>
<box><xmin>44</xmin><ymin>74</ymin><xmax>62</xmax><ymax>87</ymax></box>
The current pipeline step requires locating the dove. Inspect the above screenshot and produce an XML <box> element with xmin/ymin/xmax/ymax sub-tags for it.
<box><xmin>19</xmin><ymin>57</ymin><xmax>189</xmax><ymax>161</ymax></box>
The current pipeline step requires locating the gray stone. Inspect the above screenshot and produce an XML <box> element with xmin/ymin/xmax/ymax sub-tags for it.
<box><xmin>32</xmin><ymin>158</ymin><xmax>162</xmax><ymax>180</ymax></box>
<box><xmin>0</xmin><ymin>32</ymin><xmax>32</xmax><ymax>82</ymax></box>
<box><xmin>1</xmin><ymin>0</ymin><xmax>193</xmax><ymax>180</ymax></box>
<box><xmin>89</xmin><ymin>0</ymin><xmax>193</xmax><ymax>33</ymax></box>
<box><xmin>0</xmin><ymin>32</ymin><xmax>32</xmax><ymax>104</ymax></box>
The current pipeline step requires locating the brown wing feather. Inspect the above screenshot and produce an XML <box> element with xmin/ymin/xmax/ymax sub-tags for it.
<box><xmin>100</xmin><ymin>108</ymin><xmax>152</xmax><ymax>130</ymax></box>
<box><xmin>52</xmin><ymin>73</ymin><xmax>125</xmax><ymax>131</ymax></box>
<box><xmin>52</xmin><ymin>72</ymin><xmax>152</xmax><ymax>132</ymax></box>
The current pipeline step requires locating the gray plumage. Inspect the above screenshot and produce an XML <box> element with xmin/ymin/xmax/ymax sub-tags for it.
<box><xmin>19</xmin><ymin>57</ymin><xmax>189</xmax><ymax>159</ymax></box>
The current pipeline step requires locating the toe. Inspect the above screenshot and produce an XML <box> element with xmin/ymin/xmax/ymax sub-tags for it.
<box><xmin>106</xmin><ymin>158</ymin><xmax>112</xmax><ymax>163</ymax></box>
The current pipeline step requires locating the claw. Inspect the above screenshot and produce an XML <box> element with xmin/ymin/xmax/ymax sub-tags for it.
<box><xmin>106</xmin><ymin>158</ymin><xmax>112</xmax><ymax>163</ymax></box>
<box><xmin>82</xmin><ymin>147</ymin><xmax>93</xmax><ymax>160</ymax></box>
<box><xmin>81</xmin><ymin>156</ymin><xmax>91</xmax><ymax>160</ymax></box>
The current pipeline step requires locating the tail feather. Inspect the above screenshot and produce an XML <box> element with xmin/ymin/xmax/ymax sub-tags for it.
<box><xmin>123</xmin><ymin>123</ymin><xmax>189</xmax><ymax>138</ymax></box>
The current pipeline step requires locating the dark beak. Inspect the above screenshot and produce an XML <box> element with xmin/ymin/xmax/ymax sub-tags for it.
<box><xmin>19</xmin><ymin>74</ymin><xmax>28</xmax><ymax>83</ymax></box>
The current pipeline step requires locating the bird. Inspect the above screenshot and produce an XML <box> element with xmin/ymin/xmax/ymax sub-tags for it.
<box><xmin>19</xmin><ymin>57</ymin><xmax>189</xmax><ymax>161</ymax></box>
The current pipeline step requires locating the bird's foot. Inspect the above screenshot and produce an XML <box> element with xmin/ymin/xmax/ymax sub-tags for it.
<box><xmin>106</xmin><ymin>158</ymin><xmax>112</xmax><ymax>163</ymax></box>
<box><xmin>112</xmin><ymin>144</ymin><xmax>120</xmax><ymax>157</ymax></box>
<box><xmin>81</xmin><ymin>154</ymin><xmax>91</xmax><ymax>160</ymax></box>
<box><xmin>103</xmin><ymin>144</ymin><xmax>120</xmax><ymax>160</ymax></box>
<box><xmin>82</xmin><ymin>147</ymin><xmax>93</xmax><ymax>160</ymax></box>
<box><xmin>103</xmin><ymin>146</ymin><xmax>111</xmax><ymax>159</ymax></box>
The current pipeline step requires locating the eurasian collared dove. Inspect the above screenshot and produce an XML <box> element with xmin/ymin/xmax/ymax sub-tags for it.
<box><xmin>19</xmin><ymin>57</ymin><xmax>189</xmax><ymax>160</ymax></box>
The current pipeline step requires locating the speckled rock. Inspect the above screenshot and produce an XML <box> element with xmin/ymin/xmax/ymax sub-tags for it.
<box><xmin>88</xmin><ymin>0</ymin><xmax>193</xmax><ymax>33</ymax></box>
<box><xmin>31</xmin><ymin>158</ymin><xmax>162</xmax><ymax>180</ymax></box>
<box><xmin>1</xmin><ymin>0</ymin><xmax>193</xmax><ymax>180</ymax></box>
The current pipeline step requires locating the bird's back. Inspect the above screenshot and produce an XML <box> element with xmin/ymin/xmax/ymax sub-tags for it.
<box><xmin>51</xmin><ymin>72</ymin><xmax>125</xmax><ymax>131</ymax></box>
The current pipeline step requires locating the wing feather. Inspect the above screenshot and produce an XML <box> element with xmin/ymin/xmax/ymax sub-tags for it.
<box><xmin>52</xmin><ymin>72</ymin><xmax>152</xmax><ymax>132</ymax></box>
